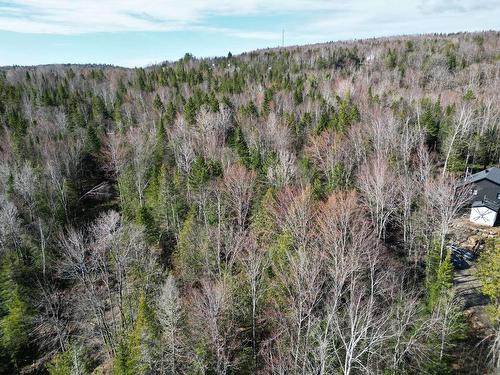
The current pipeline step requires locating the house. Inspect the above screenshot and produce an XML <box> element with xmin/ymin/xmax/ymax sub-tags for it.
<box><xmin>464</xmin><ymin>167</ymin><xmax>500</xmax><ymax>226</ymax></box>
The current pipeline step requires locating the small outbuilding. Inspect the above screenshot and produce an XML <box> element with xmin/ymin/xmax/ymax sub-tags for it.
<box><xmin>470</xmin><ymin>200</ymin><xmax>499</xmax><ymax>227</ymax></box>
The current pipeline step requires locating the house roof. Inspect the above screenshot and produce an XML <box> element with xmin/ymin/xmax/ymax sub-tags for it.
<box><xmin>472</xmin><ymin>200</ymin><xmax>500</xmax><ymax>212</ymax></box>
<box><xmin>465</xmin><ymin>167</ymin><xmax>500</xmax><ymax>185</ymax></box>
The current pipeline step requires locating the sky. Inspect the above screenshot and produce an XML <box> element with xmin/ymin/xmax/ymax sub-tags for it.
<box><xmin>0</xmin><ymin>0</ymin><xmax>499</xmax><ymax>67</ymax></box>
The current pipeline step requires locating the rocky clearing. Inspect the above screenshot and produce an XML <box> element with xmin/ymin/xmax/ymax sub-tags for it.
<box><xmin>448</xmin><ymin>217</ymin><xmax>499</xmax><ymax>374</ymax></box>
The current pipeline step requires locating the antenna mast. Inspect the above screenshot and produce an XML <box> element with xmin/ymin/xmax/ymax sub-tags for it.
<box><xmin>282</xmin><ymin>29</ymin><xmax>284</xmax><ymax>47</ymax></box>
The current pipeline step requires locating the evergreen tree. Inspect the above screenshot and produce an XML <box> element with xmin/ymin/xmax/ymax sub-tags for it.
<box><xmin>336</xmin><ymin>95</ymin><xmax>360</xmax><ymax>132</ymax></box>
<box><xmin>476</xmin><ymin>239</ymin><xmax>500</xmax><ymax>322</ymax></box>
<box><xmin>421</xmin><ymin>98</ymin><xmax>442</xmax><ymax>151</ymax></box>
<box><xmin>184</xmin><ymin>97</ymin><xmax>198</xmax><ymax>125</ymax></box>
<box><xmin>206</xmin><ymin>91</ymin><xmax>219</xmax><ymax>112</ymax></box>
<box><xmin>0</xmin><ymin>258</ymin><xmax>31</xmax><ymax>371</ymax></box>
<box><xmin>385</xmin><ymin>48</ymin><xmax>398</xmax><ymax>69</ymax></box>
<box><xmin>173</xmin><ymin>209</ymin><xmax>206</xmax><ymax>283</ymax></box>
<box><xmin>315</xmin><ymin>111</ymin><xmax>330</xmax><ymax>135</ymax></box>
<box><xmin>164</xmin><ymin>101</ymin><xmax>177</xmax><ymax>126</ymax></box>
<box><xmin>84</xmin><ymin>123</ymin><xmax>101</xmax><ymax>155</ymax></box>
<box><xmin>427</xmin><ymin>247</ymin><xmax>453</xmax><ymax>309</ymax></box>
<box><xmin>229</xmin><ymin>126</ymin><xmax>250</xmax><ymax>166</ymax></box>
<box><xmin>46</xmin><ymin>345</ymin><xmax>89</xmax><ymax>375</ymax></box>
<box><xmin>91</xmin><ymin>95</ymin><xmax>107</xmax><ymax>122</ymax></box>
<box><xmin>188</xmin><ymin>156</ymin><xmax>222</xmax><ymax>190</ymax></box>
<box><xmin>153</xmin><ymin>94</ymin><xmax>164</xmax><ymax>114</ymax></box>
<box><xmin>262</xmin><ymin>87</ymin><xmax>274</xmax><ymax>115</ymax></box>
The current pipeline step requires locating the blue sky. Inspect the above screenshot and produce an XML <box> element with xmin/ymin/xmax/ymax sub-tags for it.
<box><xmin>0</xmin><ymin>0</ymin><xmax>499</xmax><ymax>67</ymax></box>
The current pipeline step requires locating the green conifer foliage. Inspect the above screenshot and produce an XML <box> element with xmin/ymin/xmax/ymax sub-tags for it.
<box><xmin>183</xmin><ymin>97</ymin><xmax>198</xmax><ymax>125</ymax></box>
<box><xmin>0</xmin><ymin>258</ymin><xmax>31</xmax><ymax>371</ymax></box>
<box><xmin>173</xmin><ymin>209</ymin><xmax>206</xmax><ymax>283</ymax></box>
<box><xmin>476</xmin><ymin>239</ymin><xmax>500</xmax><ymax>322</ymax></box>
<box><xmin>427</xmin><ymin>246</ymin><xmax>453</xmax><ymax>309</ymax></box>
<box><xmin>153</xmin><ymin>94</ymin><xmax>165</xmax><ymax>114</ymax></box>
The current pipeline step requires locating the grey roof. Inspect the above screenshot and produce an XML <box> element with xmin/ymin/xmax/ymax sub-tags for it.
<box><xmin>465</xmin><ymin>167</ymin><xmax>500</xmax><ymax>185</ymax></box>
<box><xmin>472</xmin><ymin>200</ymin><xmax>500</xmax><ymax>212</ymax></box>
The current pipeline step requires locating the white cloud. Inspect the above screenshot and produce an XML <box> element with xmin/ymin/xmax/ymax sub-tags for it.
<box><xmin>294</xmin><ymin>0</ymin><xmax>500</xmax><ymax>43</ymax></box>
<box><xmin>0</xmin><ymin>0</ymin><xmax>339</xmax><ymax>34</ymax></box>
<box><xmin>0</xmin><ymin>0</ymin><xmax>498</xmax><ymax>41</ymax></box>
<box><xmin>418</xmin><ymin>0</ymin><xmax>500</xmax><ymax>14</ymax></box>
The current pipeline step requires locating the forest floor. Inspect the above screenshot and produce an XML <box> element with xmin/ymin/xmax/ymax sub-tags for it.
<box><xmin>448</xmin><ymin>217</ymin><xmax>498</xmax><ymax>374</ymax></box>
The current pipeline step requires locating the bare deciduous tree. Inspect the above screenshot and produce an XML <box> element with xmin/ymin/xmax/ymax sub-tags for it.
<box><xmin>189</xmin><ymin>277</ymin><xmax>240</xmax><ymax>375</ymax></box>
<box><xmin>222</xmin><ymin>164</ymin><xmax>256</xmax><ymax>229</ymax></box>
<box><xmin>271</xmin><ymin>187</ymin><xmax>314</xmax><ymax>251</ymax></box>
<box><xmin>0</xmin><ymin>196</ymin><xmax>22</xmax><ymax>256</ymax></box>
<box><xmin>59</xmin><ymin>211</ymin><xmax>154</xmax><ymax>358</ymax></box>
<box><xmin>33</xmin><ymin>281</ymin><xmax>70</xmax><ymax>355</ymax></box>
<box><xmin>424</xmin><ymin>174</ymin><xmax>472</xmax><ymax>260</ymax></box>
<box><xmin>126</xmin><ymin>126</ymin><xmax>157</xmax><ymax>207</ymax></box>
<box><xmin>195</xmin><ymin>104</ymin><xmax>232</xmax><ymax>161</ymax></box>
<box><xmin>358</xmin><ymin>154</ymin><xmax>398</xmax><ymax>239</ymax></box>
<box><xmin>442</xmin><ymin>102</ymin><xmax>474</xmax><ymax>176</ymax></box>
<box><xmin>267</xmin><ymin>150</ymin><xmax>297</xmax><ymax>188</ymax></box>
<box><xmin>240</xmin><ymin>235</ymin><xmax>268</xmax><ymax>371</ymax></box>
<box><xmin>157</xmin><ymin>274</ymin><xmax>185</xmax><ymax>375</ymax></box>
<box><xmin>170</xmin><ymin>117</ymin><xmax>196</xmax><ymax>174</ymax></box>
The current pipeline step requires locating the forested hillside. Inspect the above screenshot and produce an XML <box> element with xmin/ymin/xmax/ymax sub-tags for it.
<box><xmin>0</xmin><ymin>31</ymin><xmax>499</xmax><ymax>374</ymax></box>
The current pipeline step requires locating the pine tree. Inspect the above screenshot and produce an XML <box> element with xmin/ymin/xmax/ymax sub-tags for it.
<box><xmin>46</xmin><ymin>345</ymin><xmax>89</xmax><ymax>375</ymax></box>
<box><xmin>229</xmin><ymin>126</ymin><xmax>250</xmax><ymax>166</ymax></box>
<box><xmin>173</xmin><ymin>208</ymin><xmax>206</xmax><ymax>283</ymax></box>
<box><xmin>427</xmin><ymin>248</ymin><xmax>453</xmax><ymax>309</ymax></box>
<box><xmin>118</xmin><ymin>166</ymin><xmax>140</xmax><ymax>221</ymax></box>
<box><xmin>188</xmin><ymin>156</ymin><xmax>221</xmax><ymax>191</ymax></box>
<box><xmin>46</xmin><ymin>350</ymin><xmax>73</xmax><ymax>375</ymax></box>
<box><xmin>293</xmin><ymin>80</ymin><xmax>304</xmax><ymax>105</ymax></box>
<box><xmin>476</xmin><ymin>239</ymin><xmax>500</xmax><ymax>322</ymax></box>
<box><xmin>206</xmin><ymin>91</ymin><xmax>219</xmax><ymax>112</ymax></box>
<box><xmin>385</xmin><ymin>48</ymin><xmax>398</xmax><ymax>69</ymax></box>
<box><xmin>164</xmin><ymin>101</ymin><xmax>177</xmax><ymax>126</ymax></box>
<box><xmin>262</xmin><ymin>88</ymin><xmax>273</xmax><ymax>115</ymax></box>
<box><xmin>421</xmin><ymin>98</ymin><xmax>442</xmax><ymax>151</ymax></box>
<box><xmin>315</xmin><ymin>111</ymin><xmax>330</xmax><ymax>135</ymax></box>
<box><xmin>0</xmin><ymin>272</ymin><xmax>30</xmax><ymax>370</ymax></box>
<box><xmin>154</xmin><ymin>120</ymin><xmax>166</xmax><ymax>165</ymax></box>
<box><xmin>184</xmin><ymin>97</ymin><xmax>197</xmax><ymax>125</ymax></box>
<box><xmin>336</xmin><ymin>95</ymin><xmax>360</xmax><ymax>132</ymax></box>
<box><xmin>114</xmin><ymin>293</ymin><xmax>157</xmax><ymax>375</ymax></box>
<box><xmin>153</xmin><ymin>94</ymin><xmax>165</xmax><ymax>114</ymax></box>
<box><xmin>91</xmin><ymin>95</ymin><xmax>107</xmax><ymax>122</ymax></box>
<box><xmin>84</xmin><ymin>124</ymin><xmax>101</xmax><ymax>155</ymax></box>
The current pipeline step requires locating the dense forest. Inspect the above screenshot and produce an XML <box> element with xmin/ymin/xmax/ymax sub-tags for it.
<box><xmin>0</xmin><ymin>31</ymin><xmax>499</xmax><ymax>374</ymax></box>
